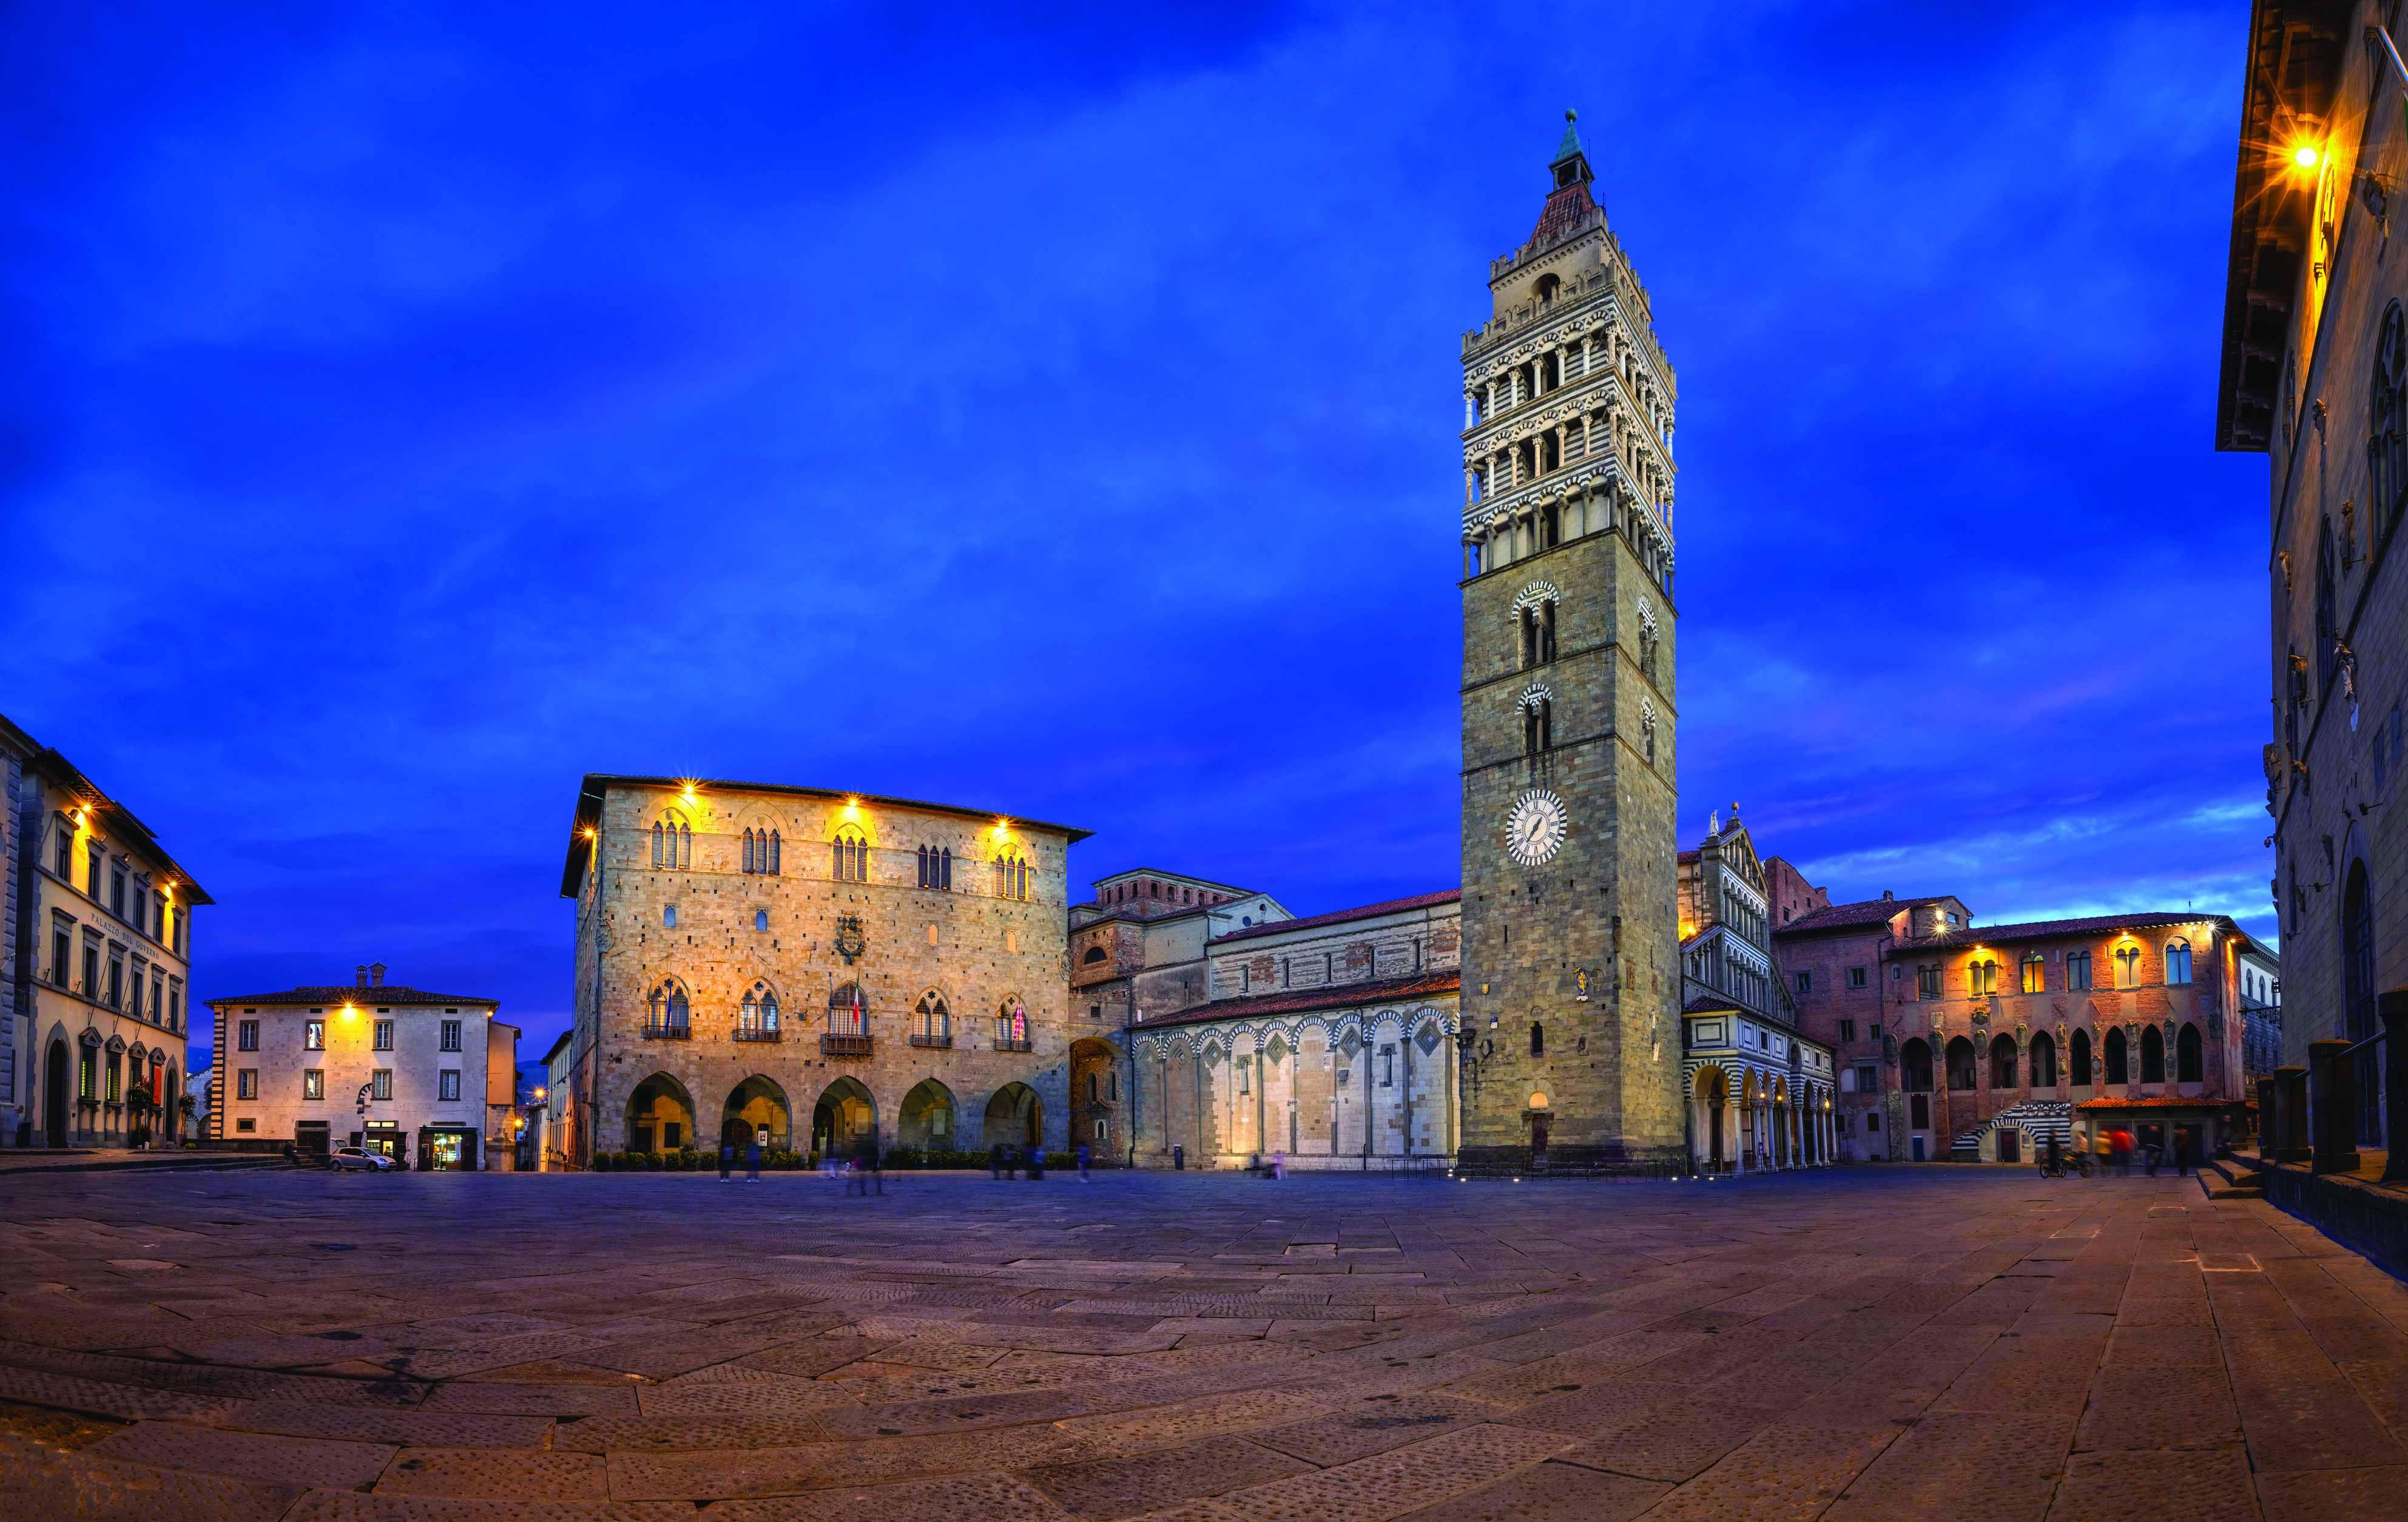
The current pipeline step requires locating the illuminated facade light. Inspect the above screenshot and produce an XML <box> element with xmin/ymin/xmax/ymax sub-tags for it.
<box><xmin>2294</xmin><ymin>144</ymin><xmax>2321</xmax><ymax>168</ymax></box>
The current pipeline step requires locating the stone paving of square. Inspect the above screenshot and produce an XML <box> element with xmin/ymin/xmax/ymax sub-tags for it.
<box><xmin>0</xmin><ymin>1165</ymin><xmax>2402</xmax><ymax>1520</ymax></box>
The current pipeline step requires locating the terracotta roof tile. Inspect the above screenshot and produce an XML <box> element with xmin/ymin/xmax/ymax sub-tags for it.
<box><xmin>1901</xmin><ymin>912</ymin><xmax>2238</xmax><ymax>952</ymax></box>
<box><xmin>1131</xmin><ymin>972</ymin><xmax>1460</xmax><ymax>1030</ymax></box>
<box><xmin>1210</xmin><ymin>890</ymin><xmax>1460</xmax><ymax>944</ymax></box>
<box><xmin>2076</xmin><ymin>1095</ymin><xmax>2256</xmax><ymax>1111</ymax></box>
<box><xmin>207</xmin><ymin>986</ymin><xmax>496</xmax><ymax>1009</ymax></box>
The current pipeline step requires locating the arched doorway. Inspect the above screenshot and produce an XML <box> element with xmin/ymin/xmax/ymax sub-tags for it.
<box><xmin>1989</xmin><ymin>1034</ymin><xmax>2017</xmax><ymax>1091</ymax></box>
<box><xmin>1068</xmin><ymin>1038</ymin><xmax>1119</xmax><ymax>1154</ymax></box>
<box><xmin>1900</xmin><ymin>1040</ymin><xmax>1932</xmax><ymax>1148</ymax></box>
<box><xmin>1740</xmin><ymin>1070</ymin><xmax>1760</xmax><ymax>1168</ymax></box>
<box><xmin>1770</xmin><ymin>1078</ymin><xmax>1790</xmax><ymax>1167</ymax></box>
<box><xmin>812</xmin><ymin>1077</ymin><xmax>876</xmax><ymax>1157</ymax></box>
<box><xmin>898</xmin><ymin>1080</ymin><xmax>957</xmax><ymax>1151</ymax></box>
<box><xmin>2031</xmin><ymin>1032</ymin><xmax>2057</xmax><ymax>1089</ymax></box>
<box><xmin>626</xmin><ymin>1074</ymin><xmax>695</xmax><ymax>1153</ymax></box>
<box><xmin>43</xmin><ymin>1038</ymin><xmax>68</xmax><ymax>1146</ymax></box>
<box><xmin>1697</xmin><ymin>1067</ymin><xmax>1728</xmax><ymax>1170</ymax></box>
<box><xmin>722</xmin><ymin>1076</ymin><xmax>791</xmax><ymax>1150</ymax></box>
<box><xmin>1944</xmin><ymin>1038</ymin><xmax>1976</xmax><ymax>1092</ymax></box>
<box><xmin>983</xmin><ymin>1082</ymin><xmax>1042</xmax><ymax>1151</ymax></box>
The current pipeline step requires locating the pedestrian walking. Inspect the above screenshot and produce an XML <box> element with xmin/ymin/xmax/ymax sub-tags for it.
<box><xmin>1077</xmin><ymin>1143</ymin><xmax>1091</xmax><ymax>1182</ymax></box>
<box><xmin>718</xmin><ymin>1141</ymin><xmax>733</xmax><ymax>1181</ymax></box>
<box><xmin>991</xmin><ymin>1142</ymin><xmax>1005</xmax><ymax>1180</ymax></box>
<box><xmin>1272</xmin><ymin>1149</ymin><xmax>1286</xmax><ymax>1180</ymax></box>
<box><xmin>2044</xmin><ymin>1134</ymin><xmax>2062</xmax><ymax>1177</ymax></box>
<box><xmin>1027</xmin><ymin>1146</ymin><xmax>1044</xmax><ymax>1181</ymax></box>
<box><xmin>746</xmin><ymin>1135</ymin><xmax>762</xmax><ymax>1183</ymax></box>
<box><xmin>1007</xmin><ymin>1146</ymin><xmax>1020</xmax><ymax>1181</ymax></box>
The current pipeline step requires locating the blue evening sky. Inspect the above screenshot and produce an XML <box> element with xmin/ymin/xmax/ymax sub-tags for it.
<box><xmin>2</xmin><ymin>2</ymin><xmax>2271</xmax><ymax>1066</ymax></box>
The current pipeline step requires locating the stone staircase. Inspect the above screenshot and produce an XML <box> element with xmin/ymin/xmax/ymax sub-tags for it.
<box><xmin>2199</xmin><ymin>1154</ymin><xmax>2266</xmax><ymax>1200</ymax></box>
<box><xmin>1948</xmin><ymin>1101</ymin><xmax>2075</xmax><ymax>1163</ymax></box>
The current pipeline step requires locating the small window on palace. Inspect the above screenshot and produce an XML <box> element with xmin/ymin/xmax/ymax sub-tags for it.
<box><xmin>2165</xmin><ymin>938</ymin><xmax>2192</xmax><ymax>986</ymax></box>
<box><xmin>1838</xmin><ymin>1020</ymin><xmax>1855</xmax><ymax>1042</ymax></box>
<box><xmin>2066</xmin><ymin>950</ymin><xmax>2092</xmax><ymax>990</ymax></box>
<box><xmin>2020</xmin><ymin>952</ymin><xmax>2044</xmax><ymax>995</ymax></box>
<box><xmin>1916</xmin><ymin>965</ymin><xmax>1941</xmax><ymax>1000</ymax></box>
<box><xmin>305</xmin><ymin>1020</ymin><xmax>325</xmax><ymax>1050</ymax></box>
<box><xmin>440</xmin><ymin>1019</ymin><xmax>462</xmax><ymax>1052</ymax></box>
<box><xmin>1083</xmin><ymin>945</ymin><xmax>1108</xmax><ymax>964</ymax></box>
<box><xmin>755</xmin><ymin>909</ymin><xmax>769</xmax><ymax>932</ymax></box>
<box><xmin>439</xmin><ymin>1069</ymin><xmax>462</xmax><ymax>1101</ymax></box>
<box><xmin>373</xmin><ymin>1019</ymin><xmax>393</xmax><ymax>1052</ymax></box>
<box><xmin>237</xmin><ymin>1069</ymin><xmax>258</xmax><ymax>1100</ymax></box>
<box><xmin>371</xmin><ymin>1069</ymin><xmax>393</xmax><ymax>1101</ymax></box>
<box><xmin>1530</xmin><ymin>1021</ymin><xmax>1545</xmax><ymax>1058</ymax></box>
<box><xmin>663</xmin><ymin>904</ymin><xmax>676</xmax><ymax>929</ymax></box>
<box><xmin>1796</xmin><ymin>971</ymin><xmax>1810</xmax><ymax>995</ymax></box>
<box><xmin>1847</xmin><ymin>966</ymin><xmax>1867</xmax><ymax>989</ymax></box>
<box><xmin>237</xmin><ymin>1020</ymin><xmax>258</xmax><ymax>1051</ymax></box>
<box><xmin>303</xmin><ymin>1069</ymin><xmax>324</xmax><ymax>1100</ymax></box>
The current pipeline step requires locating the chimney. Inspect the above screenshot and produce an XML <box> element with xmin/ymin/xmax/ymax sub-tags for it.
<box><xmin>356</xmin><ymin>965</ymin><xmax>369</xmax><ymax>987</ymax></box>
<box><xmin>1881</xmin><ymin>889</ymin><xmax>1895</xmax><ymax>901</ymax></box>
<box><xmin>369</xmin><ymin>962</ymin><xmax>386</xmax><ymax>987</ymax></box>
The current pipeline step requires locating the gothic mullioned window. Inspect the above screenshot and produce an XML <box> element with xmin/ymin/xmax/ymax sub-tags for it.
<box><xmin>646</xmin><ymin>979</ymin><xmax>690</xmax><ymax>1035</ymax></box>
<box><xmin>652</xmin><ymin>811</ymin><xmax>692</xmax><ymax>870</ymax></box>
<box><xmin>996</xmin><ymin>997</ymin><xmax>1029</xmax><ymax>1049</ymax></box>
<box><xmin>2316</xmin><ymin>516</ymin><xmax>2339</xmax><ymax>693</ymax></box>
<box><xmin>914</xmin><ymin>990</ymin><xmax>950</xmax><ymax>1043</ymax></box>
<box><xmin>828</xmin><ymin>982</ymin><xmax>868</xmax><ymax>1036</ymax></box>
<box><xmin>2114</xmin><ymin>944</ymin><xmax>2142</xmax><ymax>989</ymax></box>
<box><xmin>2163</xmin><ymin>938</ymin><xmax>2191</xmax><ymax>986</ymax></box>
<box><xmin>993</xmin><ymin>851</ymin><xmax>1030</xmax><ymax>901</ymax></box>
<box><xmin>741</xmin><ymin>828</ymin><xmax>781</xmax><ymax>874</ymax></box>
<box><xmin>738</xmin><ymin>982</ymin><xmax>780</xmax><ymax>1037</ymax></box>
<box><xmin>916</xmin><ymin>844</ymin><xmax>953</xmax><ymax>890</ymax></box>
<box><xmin>2020</xmin><ymin>952</ymin><xmax>2044</xmax><ymax>994</ymax></box>
<box><xmin>2373</xmin><ymin>303</ymin><xmax>2407</xmax><ymax>543</ymax></box>
<box><xmin>832</xmin><ymin>828</ymin><xmax>869</xmax><ymax>883</ymax></box>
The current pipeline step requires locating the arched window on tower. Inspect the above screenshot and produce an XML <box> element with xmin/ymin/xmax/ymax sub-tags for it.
<box><xmin>1529</xmin><ymin>1021</ymin><xmax>1545</xmax><ymax>1057</ymax></box>
<box><xmin>1520</xmin><ymin>684</ymin><xmax>1553</xmax><ymax>759</ymax></box>
<box><xmin>1520</xmin><ymin>600</ymin><xmax>1557</xmax><ymax>668</ymax></box>
<box><xmin>2164</xmin><ymin>938</ymin><xmax>2191</xmax><ymax>986</ymax></box>
<box><xmin>1642</xmin><ymin>700</ymin><xmax>1658</xmax><ymax>765</ymax></box>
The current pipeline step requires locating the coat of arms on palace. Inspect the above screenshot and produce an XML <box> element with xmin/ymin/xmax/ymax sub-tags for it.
<box><xmin>834</xmin><ymin>914</ymin><xmax>866</xmax><ymax>964</ymax></box>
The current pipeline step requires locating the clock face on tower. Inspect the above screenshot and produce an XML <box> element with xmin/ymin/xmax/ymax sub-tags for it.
<box><xmin>1505</xmin><ymin>788</ymin><xmax>1568</xmax><ymax>867</ymax></box>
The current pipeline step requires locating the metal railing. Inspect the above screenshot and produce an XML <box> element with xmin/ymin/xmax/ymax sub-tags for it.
<box><xmin>909</xmin><ymin>1032</ymin><xmax>953</xmax><ymax>1049</ymax></box>
<box><xmin>640</xmin><ymin>1021</ymin><xmax>691</xmax><ymax>1040</ymax></box>
<box><xmin>820</xmin><ymin>1033</ymin><xmax>872</xmax><ymax>1058</ymax></box>
<box><xmin>995</xmin><ymin>1038</ymin><xmax>1033</xmax><ymax>1054</ymax></box>
<box><xmin>733</xmin><ymin>1026</ymin><xmax>781</xmax><ymax>1043</ymax></box>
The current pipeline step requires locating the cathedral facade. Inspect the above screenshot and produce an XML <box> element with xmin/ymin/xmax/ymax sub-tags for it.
<box><xmin>1455</xmin><ymin>114</ymin><xmax>1686</xmax><ymax>1174</ymax></box>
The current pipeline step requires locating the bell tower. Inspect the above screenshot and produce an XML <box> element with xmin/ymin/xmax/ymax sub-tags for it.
<box><xmin>1455</xmin><ymin>112</ymin><xmax>1682</xmax><ymax>1175</ymax></box>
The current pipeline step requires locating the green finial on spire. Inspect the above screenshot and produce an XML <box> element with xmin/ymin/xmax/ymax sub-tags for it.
<box><xmin>1551</xmin><ymin>108</ymin><xmax>1585</xmax><ymax>167</ymax></box>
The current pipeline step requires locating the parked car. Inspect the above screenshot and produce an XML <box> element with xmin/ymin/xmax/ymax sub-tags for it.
<box><xmin>327</xmin><ymin>1146</ymin><xmax>397</xmax><ymax>1172</ymax></box>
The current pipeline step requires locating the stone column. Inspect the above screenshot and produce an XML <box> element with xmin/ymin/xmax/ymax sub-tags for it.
<box><xmin>2383</xmin><ymin>990</ymin><xmax>2408</xmax><ymax>1184</ymax></box>
<box><xmin>2309</xmin><ymin>1040</ymin><xmax>2361</xmax><ymax>1174</ymax></box>
<box><xmin>2273</xmin><ymin>1064</ymin><xmax>2310</xmax><ymax>1162</ymax></box>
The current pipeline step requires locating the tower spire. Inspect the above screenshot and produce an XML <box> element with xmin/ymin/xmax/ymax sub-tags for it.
<box><xmin>1549</xmin><ymin>108</ymin><xmax>1593</xmax><ymax>189</ymax></box>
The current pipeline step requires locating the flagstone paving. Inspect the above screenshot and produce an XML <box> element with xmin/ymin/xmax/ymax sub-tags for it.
<box><xmin>0</xmin><ymin>1165</ymin><xmax>2402</xmax><ymax>1519</ymax></box>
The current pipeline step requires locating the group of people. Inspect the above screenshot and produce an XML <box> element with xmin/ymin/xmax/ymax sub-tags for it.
<box><xmin>988</xmin><ymin>1143</ymin><xmax>1093</xmax><ymax>1180</ymax></box>
<box><xmin>2046</xmin><ymin>1126</ymin><xmax>2195</xmax><ymax>1177</ymax></box>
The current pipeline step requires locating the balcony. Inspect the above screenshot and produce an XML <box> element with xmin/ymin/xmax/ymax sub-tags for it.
<box><xmin>640</xmin><ymin>1021</ymin><xmax>691</xmax><ymax>1040</ymax></box>
<box><xmin>820</xmin><ymin>1033</ymin><xmax>873</xmax><ymax>1059</ymax></box>
<box><xmin>733</xmin><ymin>1026</ymin><xmax>781</xmax><ymax>1043</ymax></box>
<box><xmin>909</xmin><ymin>1032</ymin><xmax>953</xmax><ymax>1049</ymax></box>
<box><xmin>995</xmin><ymin>1038</ymin><xmax>1034</xmax><ymax>1054</ymax></box>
